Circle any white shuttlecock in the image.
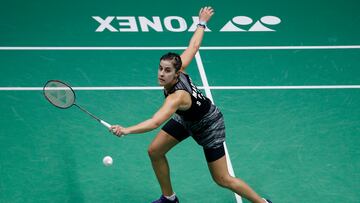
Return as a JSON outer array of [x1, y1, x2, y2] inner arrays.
[[103, 156, 113, 166]]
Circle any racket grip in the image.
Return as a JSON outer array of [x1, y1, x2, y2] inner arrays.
[[100, 120, 111, 129]]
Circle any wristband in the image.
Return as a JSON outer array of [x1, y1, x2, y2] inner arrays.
[[197, 23, 206, 29], [198, 20, 207, 26], [197, 21, 207, 29]]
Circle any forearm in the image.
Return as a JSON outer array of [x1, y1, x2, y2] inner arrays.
[[180, 7, 213, 71], [125, 118, 160, 135], [188, 27, 205, 50], [189, 6, 213, 49]]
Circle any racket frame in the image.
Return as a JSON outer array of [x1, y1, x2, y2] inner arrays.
[[43, 80, 111, 129]]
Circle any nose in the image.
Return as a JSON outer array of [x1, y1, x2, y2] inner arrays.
[[159, 70, 164, 77]]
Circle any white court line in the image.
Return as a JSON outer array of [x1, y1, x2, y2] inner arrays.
[[1, 85, 360, 91], [209, 85, 360, 89], [201, 45, 360, 50], [0, 87, 162, 91], [1, 45, 360, 50], [195, 52, 243, 203]]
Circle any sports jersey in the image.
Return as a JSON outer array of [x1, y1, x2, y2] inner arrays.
[[164, 72, 212, 121]]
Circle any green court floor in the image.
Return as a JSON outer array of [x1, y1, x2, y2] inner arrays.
[[1, 1, 359, 202]]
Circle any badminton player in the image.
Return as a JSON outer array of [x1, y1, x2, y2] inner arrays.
[[111, 6, 272, 203]]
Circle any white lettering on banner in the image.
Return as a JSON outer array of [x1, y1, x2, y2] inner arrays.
[[139, 16, 163, 32], [117, 16, 138, 32], [221, 16, 281, 32], [92, 15, 281, 32], [92, 16, 117, 32], [164, 16, 187, 32], [249, 16, 281, 31]]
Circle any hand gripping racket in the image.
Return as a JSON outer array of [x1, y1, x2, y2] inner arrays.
[[43, 80, 111, 129]]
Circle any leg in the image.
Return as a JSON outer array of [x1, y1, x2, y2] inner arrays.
[[207, 154, 265, 203], [149, 118, 190, 197], [148, 130, 179, 196]]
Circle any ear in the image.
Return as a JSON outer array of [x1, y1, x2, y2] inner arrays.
[[175, 71, 180, 78]]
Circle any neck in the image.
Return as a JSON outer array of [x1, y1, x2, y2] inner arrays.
[[164, 78, 178, 92]]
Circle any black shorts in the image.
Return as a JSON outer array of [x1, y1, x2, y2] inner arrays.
[[162, 106, 226, 162]]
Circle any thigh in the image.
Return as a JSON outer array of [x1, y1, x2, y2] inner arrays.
[[149, 118, 191, 154], [149, 130, 180, 155], [207, 153, 229, 181], [162, 118, 191, 142], [203, 144, 226, 163], [190, 106, 226, 148]]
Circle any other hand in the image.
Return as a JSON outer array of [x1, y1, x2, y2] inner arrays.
[[199, 6, 214, 23]]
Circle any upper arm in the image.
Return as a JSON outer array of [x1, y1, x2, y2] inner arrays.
[[151, 92, 183, 126], [180, 47, 198, 72]]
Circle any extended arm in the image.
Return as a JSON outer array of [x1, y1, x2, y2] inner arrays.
[[110, 91, 187, 136], [180, 6, 214, 72]]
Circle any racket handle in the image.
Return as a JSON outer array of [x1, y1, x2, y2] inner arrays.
[[100, 120, 111, 129]]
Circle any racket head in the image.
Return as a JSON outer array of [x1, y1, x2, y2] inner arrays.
[[43, 80, 76, 109]]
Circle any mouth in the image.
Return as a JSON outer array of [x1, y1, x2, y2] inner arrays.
[[158, 78, 165, 83]]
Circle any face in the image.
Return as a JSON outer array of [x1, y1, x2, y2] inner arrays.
[[158, 60, 179, 88]]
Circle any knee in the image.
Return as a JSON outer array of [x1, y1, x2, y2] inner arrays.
[[212, 175, 233, 188], [147, 145, 163, 160]]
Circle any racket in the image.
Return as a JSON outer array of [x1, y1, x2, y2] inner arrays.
[[43, 80, 112, 129]]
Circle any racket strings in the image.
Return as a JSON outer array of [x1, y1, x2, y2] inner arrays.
[[43, 80, 112, 129], [44, 81, 75, 108]]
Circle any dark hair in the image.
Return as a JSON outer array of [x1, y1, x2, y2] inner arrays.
[[160, 52, 182, 72]]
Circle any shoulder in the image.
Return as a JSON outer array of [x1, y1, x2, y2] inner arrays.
[[167, 89, 189, 100], [177, 72, 192, 87], [167, 72, 192, 94], [166, 90, 191, 109], [179, 71, 188, 77]]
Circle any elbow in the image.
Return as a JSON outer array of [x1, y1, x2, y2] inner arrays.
[[152, 122, 161, 129], [150, 119, 162, 130]]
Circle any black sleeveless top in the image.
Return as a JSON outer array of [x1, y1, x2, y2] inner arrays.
[[164, 72, 212, 121]]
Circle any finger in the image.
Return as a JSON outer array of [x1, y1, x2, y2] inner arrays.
[[111, 125, 120, 129], [112, 128, 117, 134], [116, 128, 121, 135]]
